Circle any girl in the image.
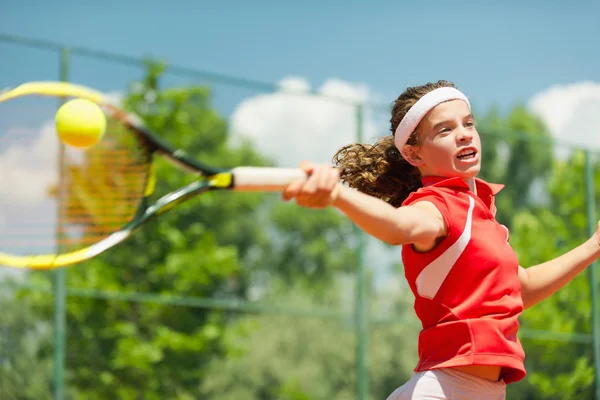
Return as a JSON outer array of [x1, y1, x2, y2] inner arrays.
[[282, 80, 600, 400]]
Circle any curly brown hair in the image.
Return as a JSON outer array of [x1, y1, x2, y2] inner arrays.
[[332, 80, 457, 207]]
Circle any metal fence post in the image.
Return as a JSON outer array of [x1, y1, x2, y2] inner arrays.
[[584, 149, 600, 399], [354, 103, 368, 400], [53, 46, 70, 400]]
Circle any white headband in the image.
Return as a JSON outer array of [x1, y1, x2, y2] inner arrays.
[[393, 87, 471, 150]]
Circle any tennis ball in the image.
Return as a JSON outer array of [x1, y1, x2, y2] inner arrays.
[[55, 98, 106, 148]]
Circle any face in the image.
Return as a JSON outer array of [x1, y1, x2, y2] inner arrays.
[[404, 99, 481, 180]]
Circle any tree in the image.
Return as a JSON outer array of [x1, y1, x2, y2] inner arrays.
[[195, 103, 572, 400], [25, 61, 275, 399], [198, 281, 420, 400], [257, 203, 357, 300], [505, 149, 599, 400], [0, 285, 55, 400], [476, 104, 554, 227], [21, 60, 362, 399], [15, 62, 588, 400], [473, 106, 599, 399]]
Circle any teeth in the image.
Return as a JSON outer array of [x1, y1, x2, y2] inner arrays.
[[457, 151, 475, 159]]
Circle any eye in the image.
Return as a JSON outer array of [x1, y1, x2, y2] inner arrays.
[[465, 121, 475, 128]]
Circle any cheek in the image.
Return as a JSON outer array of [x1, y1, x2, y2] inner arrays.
[[421, 143, 455, 167], [425, 139, 455, 158]]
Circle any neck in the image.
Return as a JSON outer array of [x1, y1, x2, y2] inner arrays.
[[464, 177, 477, 194], [419, 174, 479, 194]]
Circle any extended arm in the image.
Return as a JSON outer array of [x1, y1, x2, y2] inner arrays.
[[281, 162, 446, 247], [332, 185, 446, 246], [519, 236, 600, 309]]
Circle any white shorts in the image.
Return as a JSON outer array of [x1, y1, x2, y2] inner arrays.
[[385, 368, 506, 400]]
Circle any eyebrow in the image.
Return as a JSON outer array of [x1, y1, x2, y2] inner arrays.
[[432, 113, 474, 131]]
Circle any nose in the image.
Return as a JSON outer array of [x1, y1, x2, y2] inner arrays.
[[456, 126, 473, 142]]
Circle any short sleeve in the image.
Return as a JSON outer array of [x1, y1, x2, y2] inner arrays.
[[402, 189, 452, 233]]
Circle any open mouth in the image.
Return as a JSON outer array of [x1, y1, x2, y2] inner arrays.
[[456, 150, 477, 160]]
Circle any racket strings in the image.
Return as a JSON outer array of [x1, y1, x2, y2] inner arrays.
[[0, 95, 152, 259], [55, 121, 152, 254]]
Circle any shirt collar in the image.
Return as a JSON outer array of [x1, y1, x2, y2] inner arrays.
[[421, 176, 504, 195]]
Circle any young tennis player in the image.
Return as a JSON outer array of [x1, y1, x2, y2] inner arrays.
[[282, 80, 600, 399]]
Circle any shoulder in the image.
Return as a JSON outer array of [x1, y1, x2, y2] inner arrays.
[[403, 186, 476, 236], [402, 187, 455, 236], [403, 186, 451, 207], [402, 186, 463, 216]]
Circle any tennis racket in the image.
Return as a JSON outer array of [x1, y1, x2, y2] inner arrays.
[[0, 81, 306, 270]]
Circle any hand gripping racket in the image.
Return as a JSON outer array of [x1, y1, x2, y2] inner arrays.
[[0, 81, 306, 270]]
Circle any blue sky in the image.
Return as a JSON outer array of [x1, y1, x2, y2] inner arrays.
[[2, 0, 599, 113], [2, 0, 600, 195], [2, 0, 600, 172], [2, 1, 600, 287]]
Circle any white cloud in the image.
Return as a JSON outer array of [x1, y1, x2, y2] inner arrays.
[[228, 76, 402, 295], [229, 77, 383, 168], [528, 81, 600, 153], [0, 92, 125, 242], [0, 122, 60, 244], [0, 121, 60, 276], [0, 123, 58, 208], [277, 76, 312, 94]]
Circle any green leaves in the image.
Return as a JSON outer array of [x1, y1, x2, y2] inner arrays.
[[3, 60, 598, 400], [528, 356, 594, 399], [6, 60, 359, 399], [477, 105, 554, 226], [0, 293, 54, 400], [505, 150, 599, 399]]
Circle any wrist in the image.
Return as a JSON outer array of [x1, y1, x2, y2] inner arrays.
[[587, 235, 600, 256], [329, 184, 343, 207]]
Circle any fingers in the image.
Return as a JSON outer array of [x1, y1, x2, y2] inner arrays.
[[303, 164, 339, 207], [282, 179, 305, 202], [299, 160, 316, 173], [282, 162, 340, 208], [282, 160, 315, 202]]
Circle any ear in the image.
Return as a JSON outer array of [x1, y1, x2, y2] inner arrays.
[[400, 145, 424, 167]]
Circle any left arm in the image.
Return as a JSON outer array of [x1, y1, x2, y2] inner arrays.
[[519, 230, 600, 309]]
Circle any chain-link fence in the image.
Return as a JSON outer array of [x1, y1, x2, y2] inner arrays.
[[1, 33, 599, 400]]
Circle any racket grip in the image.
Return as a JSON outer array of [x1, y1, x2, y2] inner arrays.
[[231, 167, 307, 191]]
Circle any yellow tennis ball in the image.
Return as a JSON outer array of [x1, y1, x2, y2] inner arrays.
[[55, 98, 106, 148]]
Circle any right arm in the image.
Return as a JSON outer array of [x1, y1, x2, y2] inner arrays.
[[333, 185, 446, 246], [281, 162, 446, 247]]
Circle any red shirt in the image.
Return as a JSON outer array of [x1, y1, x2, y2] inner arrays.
[[401, 176, 526, 383]]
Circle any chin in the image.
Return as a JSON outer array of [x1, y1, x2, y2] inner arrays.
[[458, 165, 481, 179]]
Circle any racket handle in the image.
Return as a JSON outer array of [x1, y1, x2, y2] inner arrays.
[[231, 167, 307, 191]]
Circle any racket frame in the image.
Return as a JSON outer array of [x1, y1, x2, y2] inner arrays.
[[0, 81, 305, 270]]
